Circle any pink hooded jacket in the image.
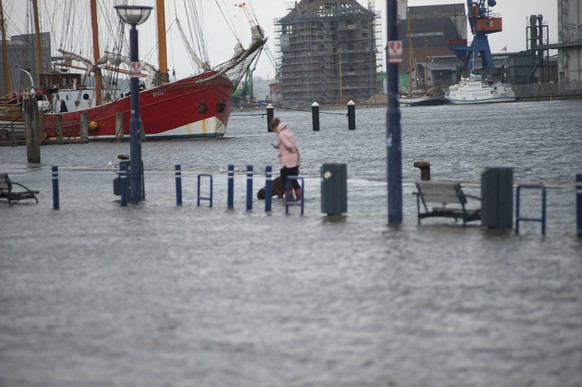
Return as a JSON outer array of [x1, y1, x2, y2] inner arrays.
[[274, 122, 300, 168]]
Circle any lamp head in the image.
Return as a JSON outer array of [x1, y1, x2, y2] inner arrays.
[[114, 5, 153, 26]]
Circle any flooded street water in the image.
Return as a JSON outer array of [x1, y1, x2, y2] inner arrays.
[[1, 100, 581, 386]]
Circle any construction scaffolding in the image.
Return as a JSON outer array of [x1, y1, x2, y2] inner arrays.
[[275, 0, 381, 106]]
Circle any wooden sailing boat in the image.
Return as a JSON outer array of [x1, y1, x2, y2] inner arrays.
[[39, 0, 266, 140]]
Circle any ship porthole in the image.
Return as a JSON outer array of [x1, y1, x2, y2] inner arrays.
[[83, 93, 89, 100]]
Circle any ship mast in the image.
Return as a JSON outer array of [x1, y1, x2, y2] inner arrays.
[[0, 0, 11, 94], [90, 0, 103, 105], [32, 0, 43, 85], [155, 0, 169, 85]]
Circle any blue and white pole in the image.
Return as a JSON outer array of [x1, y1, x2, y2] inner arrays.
[[120, 162, 128, 207], [267, 104, 274, 132], [265, 165, 272, 213], [577, 173, 582, 237], [246, 165, 253, 211], [51, 166, 59, 210], [175, 165, 182, 206], [227, 165, 234, 209]]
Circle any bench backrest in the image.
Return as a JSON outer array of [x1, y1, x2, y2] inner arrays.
[[416, 181, 466, 205], [0, 173, 11, 191]]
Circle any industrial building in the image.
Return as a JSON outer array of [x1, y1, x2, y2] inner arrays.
[[397, 2, 467, 91], [557, 0, 582, 91], [275, 0, 381, 106], [401, 0, 582, 99]]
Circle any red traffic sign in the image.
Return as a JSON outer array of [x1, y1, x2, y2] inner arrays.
[[130, 61, 142, 78], [388, 40, 403, 63]]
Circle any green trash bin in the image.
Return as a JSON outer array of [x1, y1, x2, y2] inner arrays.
[[481, 167, 513, 228], [321, 163, 347, 215]]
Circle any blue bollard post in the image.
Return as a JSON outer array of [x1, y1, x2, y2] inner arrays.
[[265, 165, 272, 213], [246, 165, 253, 211], [267, 104, 274, 132], [312, 101, 320, 131], [51, 166, 59, 210], [577, 173, 582, 238], [227, 165, 234, 209], [347, 100, 356, 130], [175, 164, 182, 206], [120, 162, 128, 207]]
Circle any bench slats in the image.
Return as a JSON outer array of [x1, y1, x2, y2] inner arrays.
[[414, 181, 480, 226]]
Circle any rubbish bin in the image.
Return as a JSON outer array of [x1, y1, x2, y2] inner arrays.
[[321, 163, 347, 215], [113, 160, 130, 196], [113, 160, 145, 199], [481, 167, 513, 228]]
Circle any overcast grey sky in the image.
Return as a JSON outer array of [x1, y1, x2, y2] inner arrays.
[[250, 0, 558, 79], [5, 0, 558, 80]]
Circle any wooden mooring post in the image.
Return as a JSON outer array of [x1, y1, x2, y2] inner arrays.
[[116, 112, 124, 141], [24, 95, 41, 163], [80, 112, 89, 142], [56, 114, 64, 143]]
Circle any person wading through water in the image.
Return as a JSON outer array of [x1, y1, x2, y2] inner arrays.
[[270, 117, 301, 201]]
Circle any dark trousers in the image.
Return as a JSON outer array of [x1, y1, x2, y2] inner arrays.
[[281, 166, 300, 191]]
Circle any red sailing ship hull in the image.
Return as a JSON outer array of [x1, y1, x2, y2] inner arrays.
[[43, 71, 234, 140]]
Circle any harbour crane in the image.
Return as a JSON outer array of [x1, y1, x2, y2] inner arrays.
[[448, 0, 503, 70]]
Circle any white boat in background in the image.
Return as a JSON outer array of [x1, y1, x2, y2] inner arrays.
[[445, 72, 516, 104]]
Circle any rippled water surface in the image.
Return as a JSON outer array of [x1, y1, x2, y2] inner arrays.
[[1, 101, 581, 386]]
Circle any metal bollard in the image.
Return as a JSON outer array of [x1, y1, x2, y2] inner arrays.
[[197, 174, 213, 207], [413, 160, 431, 181], [285, 176, 305, 215], [51, 166, 59, 210], [267, 104, 274, 132], [265, 165, 272, 213], [577, 173, 582, 238], [175, 165, 182, 205], [227, 165, 234, 209], [120, 162, 128, 207], [246, 165, 253, 211], [312, 101, 320, 131], [347, 100, 356, 130]]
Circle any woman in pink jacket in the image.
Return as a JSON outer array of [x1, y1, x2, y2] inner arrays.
[[271, 117, 301, 200]]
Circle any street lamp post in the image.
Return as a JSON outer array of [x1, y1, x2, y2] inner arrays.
[[114, 5, 152, 202], [386, 0, 403, 224]]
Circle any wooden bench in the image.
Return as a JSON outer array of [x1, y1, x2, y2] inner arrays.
[[414, 181, 481, 226], [0, 173, 39, 205]]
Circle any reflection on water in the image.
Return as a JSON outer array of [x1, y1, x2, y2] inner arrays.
[[0, 101, 581, 386]]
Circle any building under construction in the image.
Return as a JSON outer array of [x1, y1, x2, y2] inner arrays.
[[276, 0, 381, 106]]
